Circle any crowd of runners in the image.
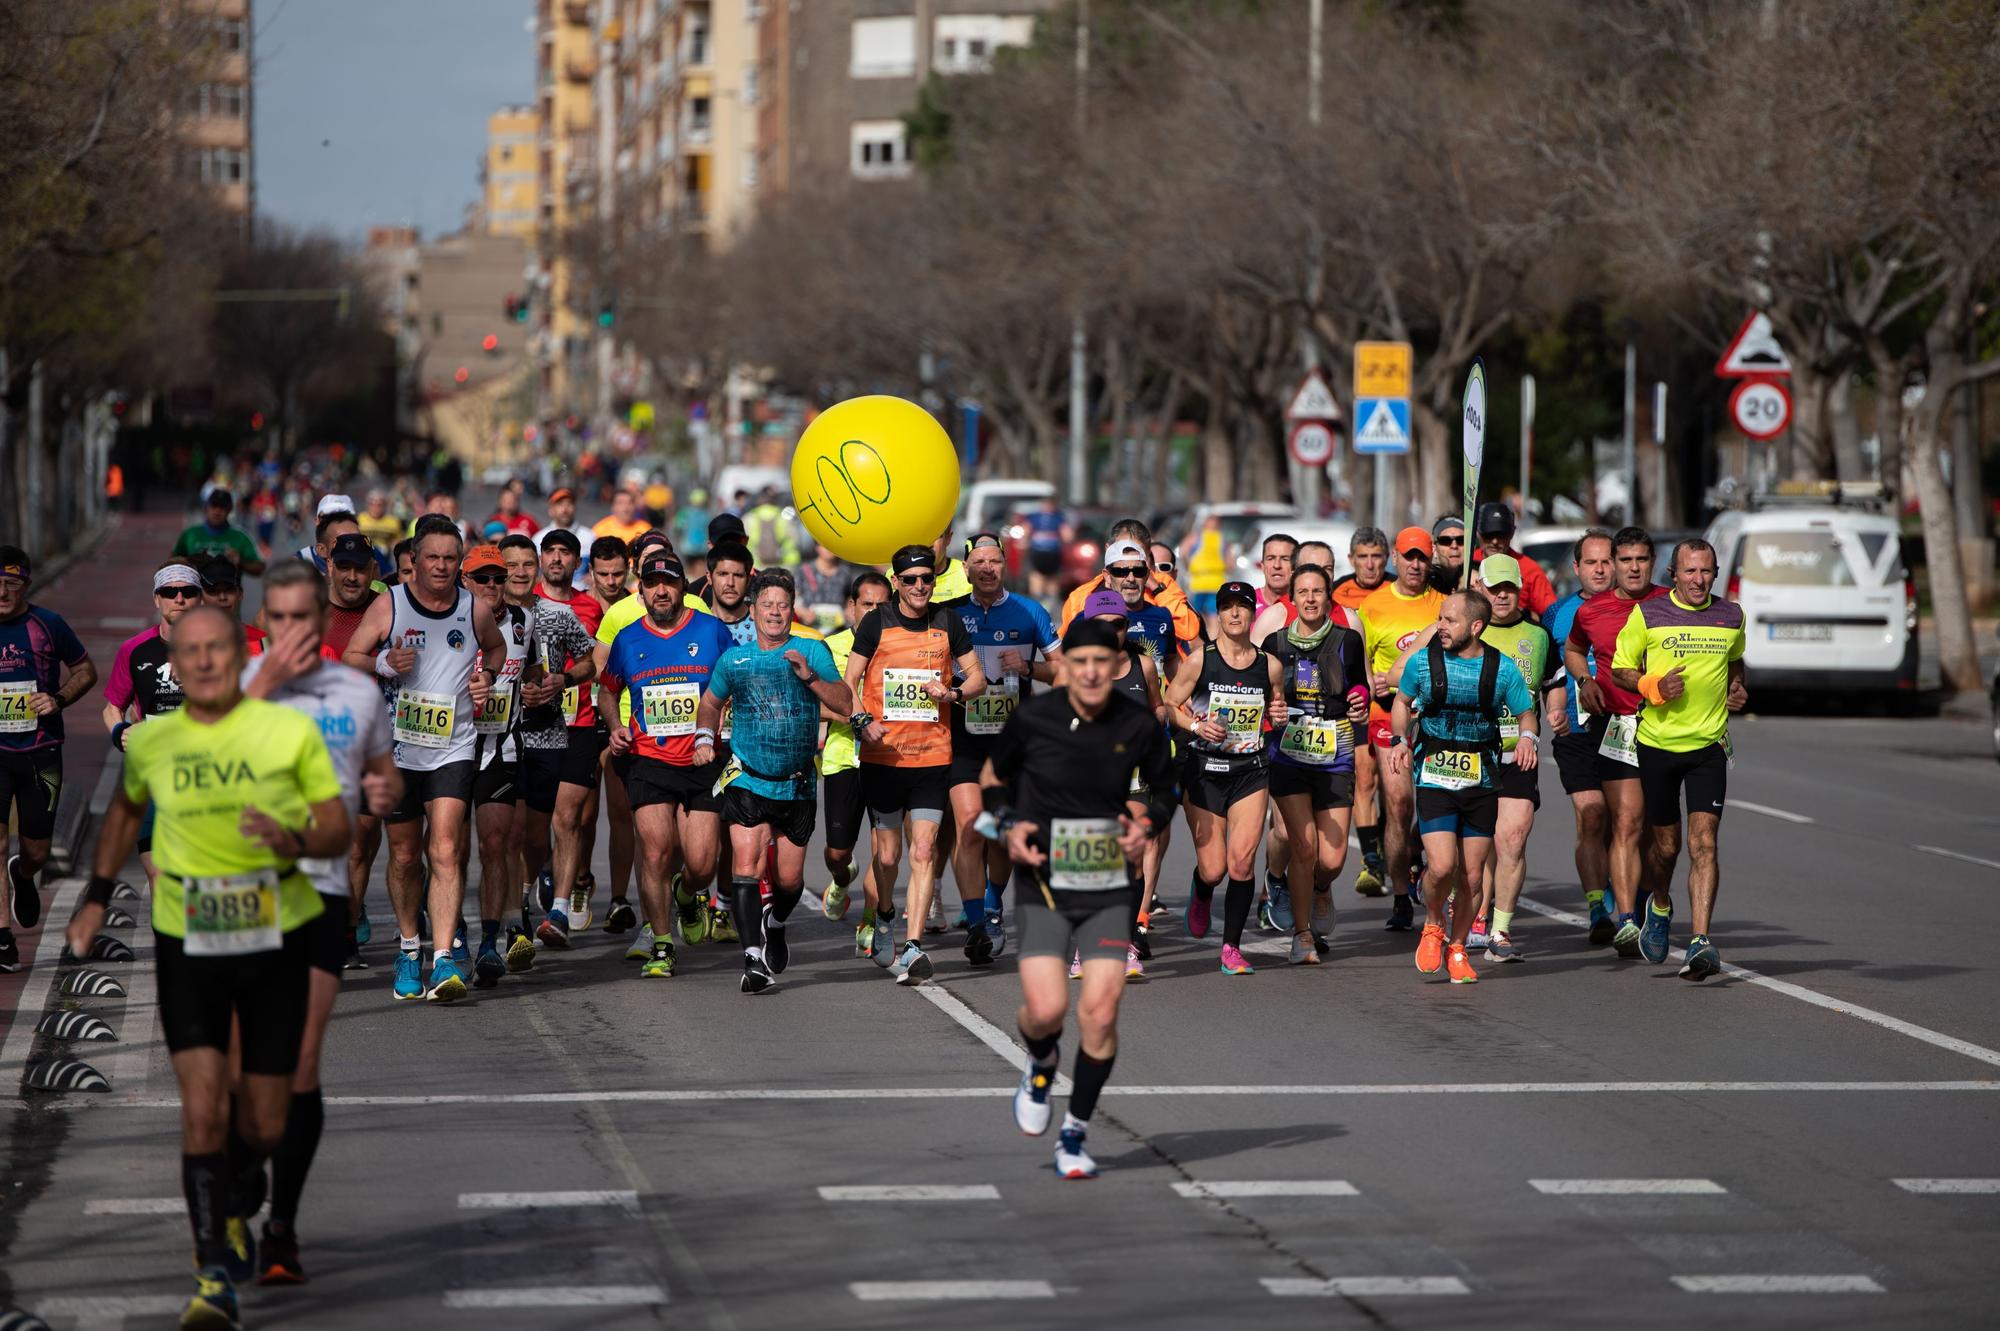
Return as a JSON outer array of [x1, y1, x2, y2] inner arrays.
[[0, 480, 1748, 1327]]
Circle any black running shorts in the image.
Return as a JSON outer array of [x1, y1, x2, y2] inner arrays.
[[473, 759, 518, 809], [616, 752, 722, 814], [822, 768, 865, 852], [1494, 758, 1541, 808], [155, 926, 311, 1076], [0, 748, 62, 841], [560, 725, 606, 787], [720, 784, 817, 847], [1181, 752, 1268, 815], [307, 890, 351, 976], [1415, 785, 1499, 839], [859, 761, 948, 828], [387, 760, 476, 824], [1552, 731, 1601, 795], [1267, 764, 1355, 811], [1637, 741, 1728, 827], [517, 745, 562, 813]]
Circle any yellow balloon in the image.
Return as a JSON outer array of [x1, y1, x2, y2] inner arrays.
[[790, 396, 962, 564]]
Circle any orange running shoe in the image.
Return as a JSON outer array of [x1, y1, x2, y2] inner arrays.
[[1415, 923, 1446, 974], [1446, 945, 1479, 984]]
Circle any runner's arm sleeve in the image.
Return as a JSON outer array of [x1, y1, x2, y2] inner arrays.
[[1609, 603, 1648, 673]]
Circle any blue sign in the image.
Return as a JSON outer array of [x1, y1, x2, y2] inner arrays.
[[1353, 397, 1411, 454]]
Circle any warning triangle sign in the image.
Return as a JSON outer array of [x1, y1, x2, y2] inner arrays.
[[1286, 371, 1341, 422], [1354, 398, 1409, 451], [1716, 311, 1792, 377]]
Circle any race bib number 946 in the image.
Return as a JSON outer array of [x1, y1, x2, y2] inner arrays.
[[1420, 749, 1482, 790]]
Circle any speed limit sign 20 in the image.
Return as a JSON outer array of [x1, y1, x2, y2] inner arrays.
[[1730, 377, 1792, 440]]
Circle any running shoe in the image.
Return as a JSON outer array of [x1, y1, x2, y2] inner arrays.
[[1312, 927, 1331, 957], [354, 910, 372, 946], [925, 896, 946, 935], [1385, 894, 1414, 932], [392, 950, 422, 1000], [868, 921, 891, 967], [450, 929, 470, 972], [1054, 1127, 1098, 1179], [738, 950, 775, 992], [677, 894, 710, 945], [216, 1217, 256, 1284], [823, 879, 851, 920], [258, 1226, 305, 1285], [640, 938, 676, 978], [535, 867, 555, 913], [1132, 923, 1151, 961], [965, 918, 995, 966], [182, 1266, 240, 1330], [1587, 895, 1617, 945], [1257, 899, 1277, 932], [709, 901, 737, 945], [1187, 894, 1212, 939], [1638, 898, 1673, 965], [1467, 915, 1490, 950], [855, 918, 874, 959], [505, 929, 536, 973], [603, 898, 638, 933], [1287, 932, 1320, 966], [763, 910, 789, 974], [1218, 944, 1254, 975], [1679, 934, 1722, 982], [0, 933, 18, 973], [8, 854, 40, 930], [1125, 944, 1146, 980], [1268, 883, 1293, 932], [1446, 944, 1479, 984], [341, 943, 367, 972], [623, 924, 657, 962], [425, 956, 466, 1002], [1014, 1059, 1056, 1135], [1355, 861, 1387, 897], [571, 881, 594, 932], [891, 941, 933, 986], [536, 907, 572, 949], [472, 942, 504, 989], [1068, 951, 1083, 979], [1415, 923, 1446, 974], [985, 913, 1007, 961], [1485, 930, 1522, 963], [1613, 917, 1642, 958]]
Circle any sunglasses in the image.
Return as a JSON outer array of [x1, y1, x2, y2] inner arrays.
[[156, 586, 201, 601], [1154, 561, 1176, 573], [1107, 564, 1148, 578], [1435, 535, 1464, 547], [469, 573, 505, 585], [898, 573, 936, 587]]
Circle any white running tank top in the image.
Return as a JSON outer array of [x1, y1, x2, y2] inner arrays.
[[388, 584, 479, 771]]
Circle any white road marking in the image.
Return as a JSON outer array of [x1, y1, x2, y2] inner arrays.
[[1893, 1178, 2000, 1194], [458, 1190, 639, 1210], [1729, 799, 1815, 824], [819, 1184, 1000, 1201], [851, 1281, 1055, 1300], [1264, 1276, 1470, 1296], [83, 1197, 182, 1215], [1514, 894, 2000, 1070], [1671, 1275, 1884, 1294], [1531, 1178, 1725, 1195], [1174, 1181, 1360, 1198], [914, 982, 1074, 1091], [93, 616, 151, 630], [37, 1295, 184, 1318], [444, 1285, 668, 1307], [1914, 844, 2000, 872], [26, 1079, 2000, 1111]]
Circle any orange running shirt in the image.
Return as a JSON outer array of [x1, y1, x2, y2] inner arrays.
[[850, 604, 974, 768]]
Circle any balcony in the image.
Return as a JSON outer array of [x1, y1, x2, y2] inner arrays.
[[682, 114, 711, 147], [564, 55, 596, 82]]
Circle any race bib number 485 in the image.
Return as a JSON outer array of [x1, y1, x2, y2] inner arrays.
[[882, 668, 939, 723]]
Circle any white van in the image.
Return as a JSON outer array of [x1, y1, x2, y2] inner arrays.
[[1704, 502, 1918, 698]]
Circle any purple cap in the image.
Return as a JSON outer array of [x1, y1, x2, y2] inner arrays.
[[1083, 588, 1131, 621]]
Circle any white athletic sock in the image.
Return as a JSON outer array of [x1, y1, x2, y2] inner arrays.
[[1062, 1112, 1088, 1135], [400, 935, 420, 953], [551, 896, 570, 916], [432, 948, 450, 963]]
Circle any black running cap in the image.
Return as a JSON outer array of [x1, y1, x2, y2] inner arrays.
[[328, 533, 377, 566], [1216, 580, 1258, 609], [638, 553, 685, 583]]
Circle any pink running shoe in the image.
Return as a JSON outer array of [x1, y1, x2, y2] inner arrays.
[[1219, 944, 1254, 975], [1187, 894, 1212, 939]]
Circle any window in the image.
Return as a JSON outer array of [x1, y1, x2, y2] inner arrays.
[[743, 63, 759, 107], [687, 26, 710, 66], [500, 145, 513, 162], [183, 83, 245, 118], [746, 0, 765, 19], [687, 96, 712, 142], [743, 147, 760, 191], [850, 119, 911, 179], [934, 14, 1032, 73], [1740, 532, 1856, 588], [185, 146, 247, 185], [850, 16, 916, 78]]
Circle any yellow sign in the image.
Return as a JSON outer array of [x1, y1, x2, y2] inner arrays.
[[1355, 342, 1413, 400]]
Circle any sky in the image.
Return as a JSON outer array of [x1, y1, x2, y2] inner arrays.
[[254, 0, 534, 244]]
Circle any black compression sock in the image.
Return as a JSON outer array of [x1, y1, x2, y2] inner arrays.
[[768, 883, 804, 925], [1068, 1050, 1117, 1121], [183, 1151, 230, 1268], [1192, 874, 1218, 903], [224, 1097, 266, 1218], [480, 918, 500, 948], [1358, 825, 1383, 861], [267, 1088, 324, 1230], [1223, 877, 1254, 947], [1019, 1026, 1059, 1066], [728, 877, 764, 950]]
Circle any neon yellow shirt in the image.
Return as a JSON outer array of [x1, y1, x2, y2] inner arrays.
[[819, 627, 859, 775], [122, 698, 338, 937], [1610, 591, 1746, 753]]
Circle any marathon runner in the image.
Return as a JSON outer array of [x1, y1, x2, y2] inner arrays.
[[1426, 515, 1467, 594], [172, 488, 267, 576], [795, 542, 868, 637], [532, 486, 594, 588], [357, 490, 403, 555], [1387, 588, 1538, 985], [1061, 518, 1202, 641], [1332, 527, 1391, 896], [67, 604, 348, 1328], [947, 533, 1060, 966], [1094, 538, 1189, 686], [0, 546, 96, 970], [599, 550, 735, 978], [197, 559, 266, 656], [985, 615, 1175, 1179], [695, 571, 850, 993], [102, 563, 204, 890], [1474, 501, 1558, 616], [392, 538, 415, 587], [1564, 526, 1665, 955], [341, 515, 507, 1003], [592, 485, 650, 547], [1081, 589, 1165, 979], [1359, 528, 1446, 930], [1545, 530, 1620, 944], [511, 533, 600, 965], [1023, 494, 1072, 603], [1253, 532, 1297, 617], [299, 503, 393, 581], [1260, 561, 1369, 965], [321, 532, 388, 963], [1166, 580, 1284, 976], [1609, 538, 1747, 980], [677, 539, 753, 940], [240, 561, 400, 1283], [845, 544, 987, 985], [460, 544, 539, 988], [820, 573, 889, 954]]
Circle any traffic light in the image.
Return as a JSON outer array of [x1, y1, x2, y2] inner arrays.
[[597, 296, 616, 329], [454, 366, 470, 384], [504, 294, 529, 324], [482, 333, 500, 353]]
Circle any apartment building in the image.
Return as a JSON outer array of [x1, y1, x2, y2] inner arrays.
[[483, 106, 539, 239], [178, 0, 255, 223], [535, 0, 599, 411]]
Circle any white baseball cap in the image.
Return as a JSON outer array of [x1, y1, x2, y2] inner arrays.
[[317, 493, 356, 517], [1102, 540, 1149, 570]]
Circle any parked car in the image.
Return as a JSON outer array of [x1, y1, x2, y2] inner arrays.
[[1514, 526, 1595, 602], [1704, 500, 1918, 699], [959, 479, 1056, 539]]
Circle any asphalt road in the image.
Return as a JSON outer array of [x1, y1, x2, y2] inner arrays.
[[4, 497, 1999, 1329]]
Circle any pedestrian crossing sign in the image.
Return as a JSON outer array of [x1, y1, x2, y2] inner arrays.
[[1354, 397, 1411, 454]]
